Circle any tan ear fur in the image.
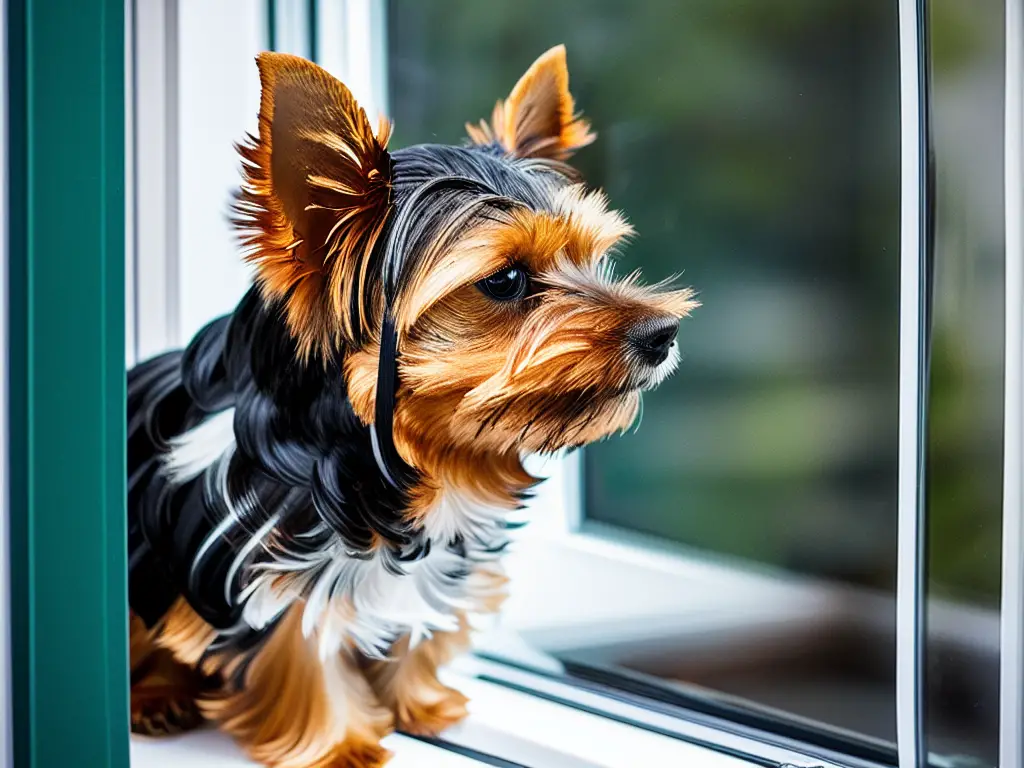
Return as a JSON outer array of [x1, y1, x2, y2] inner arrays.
[[234, 52, 393, 358], [466, 44, 595, 160]]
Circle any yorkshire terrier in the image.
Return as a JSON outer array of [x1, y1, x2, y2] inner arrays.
[[127, 45, 697, 767]]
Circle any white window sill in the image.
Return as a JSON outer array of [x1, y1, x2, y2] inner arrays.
[[131, 730, 488, 768], [129, 662, 776, 768], [129, 524, 991, 768]]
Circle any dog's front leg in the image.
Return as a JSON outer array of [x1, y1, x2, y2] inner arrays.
[[129, 610, 207, 735], [201, 605, 394, 768], [365, 613, 472, 737]]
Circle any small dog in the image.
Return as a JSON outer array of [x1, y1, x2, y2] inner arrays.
[[127, 45, 697, 767]]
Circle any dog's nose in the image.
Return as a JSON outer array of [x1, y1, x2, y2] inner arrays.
[[629, 317, 679, 366]]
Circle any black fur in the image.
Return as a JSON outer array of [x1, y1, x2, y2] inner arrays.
[[128, 289, 414, 629]]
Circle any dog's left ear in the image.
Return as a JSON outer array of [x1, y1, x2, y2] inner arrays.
[[235, 52, 393, 358], [466, 44, 595, 160]]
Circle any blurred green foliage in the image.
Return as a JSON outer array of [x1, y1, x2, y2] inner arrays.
[[388, 0, 1003, 607]]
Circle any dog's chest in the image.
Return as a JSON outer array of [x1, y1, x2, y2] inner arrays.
[[240, 486, 510, 660], [161, 408, 513, 659]]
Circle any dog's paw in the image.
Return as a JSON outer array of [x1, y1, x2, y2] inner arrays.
[[130, 682, 204, 735], [130, 648, 206, 736], [315, 741, 393, 768], [396, 686, 469, 737]]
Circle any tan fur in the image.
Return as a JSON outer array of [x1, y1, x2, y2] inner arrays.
[[345, 189, 697, 462], [129, 611, 206, 735], [155, 596, 218, 666], [366, 612, 474, 737], [131, 599, 399, 765], [390, 192, 636, 336], [466, 44, 595, 159]]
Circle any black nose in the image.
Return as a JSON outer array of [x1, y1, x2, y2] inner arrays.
[[629, 317, 679, 366]]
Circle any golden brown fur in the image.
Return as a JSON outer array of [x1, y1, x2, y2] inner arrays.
[[365, 612, 475, 736], [234, 53, 393, 359], [130, 597, 493, 765]]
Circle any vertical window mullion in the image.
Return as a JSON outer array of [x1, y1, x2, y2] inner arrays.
[[314, 0, 389, 140], [1002, 0, 1024, 763], [897, 0, 932, 766], [131, 0, 180, 361], [267, 0, 311, 59]]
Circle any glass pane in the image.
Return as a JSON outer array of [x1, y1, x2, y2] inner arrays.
[[389, 0, 901, 751], [925, 0, 1004, 763]]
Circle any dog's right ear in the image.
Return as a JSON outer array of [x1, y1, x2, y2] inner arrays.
[[234, 52, 393, 359]]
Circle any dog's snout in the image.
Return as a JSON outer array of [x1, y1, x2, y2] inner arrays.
[[629, 317, 679, 366]]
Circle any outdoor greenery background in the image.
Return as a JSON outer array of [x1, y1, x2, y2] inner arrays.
[[387, 0, 1004, 611]]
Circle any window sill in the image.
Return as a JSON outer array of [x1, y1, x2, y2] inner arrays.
[[130, 730, 493, 768], [129, 658, 791, 768]]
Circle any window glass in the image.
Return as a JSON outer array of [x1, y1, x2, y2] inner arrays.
[[925, 1, 1004, 763], [388, 0, 903, 750]]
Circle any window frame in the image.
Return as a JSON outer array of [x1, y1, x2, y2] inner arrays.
[[0, 0, 10, 760], [894, 0, 930, 765], [6, 0, 129, 765], [333, 2, 933, 764], [126, 0, 181, 366]]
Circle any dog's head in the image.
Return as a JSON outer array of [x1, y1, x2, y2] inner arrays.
[[234, 47, 697, 466]]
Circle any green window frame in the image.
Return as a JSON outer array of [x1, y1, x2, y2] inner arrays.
[[6, 0, 129, 766]]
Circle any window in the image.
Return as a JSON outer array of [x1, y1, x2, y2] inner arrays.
[[5, 0, 1022, 766], [388, 0, 905, 747], [388, 1, 1019, 766]]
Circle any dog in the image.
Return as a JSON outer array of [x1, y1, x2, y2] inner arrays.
[[127, 45, 697, 767]]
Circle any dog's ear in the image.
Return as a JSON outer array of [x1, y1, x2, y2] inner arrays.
[[466, 44, 595, 161], [234, 52, 392, 358]]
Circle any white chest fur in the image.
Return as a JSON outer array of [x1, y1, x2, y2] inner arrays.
[[241, 487, 510, 660], [164, 411, 513, 660]]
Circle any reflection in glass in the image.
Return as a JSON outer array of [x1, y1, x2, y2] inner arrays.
[[925, 0, 1004, 763]]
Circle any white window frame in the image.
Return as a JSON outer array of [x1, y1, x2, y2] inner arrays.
[[319, 9, 1013, 768], [894, 1, 927, 765], [126, 0, 181, 365]]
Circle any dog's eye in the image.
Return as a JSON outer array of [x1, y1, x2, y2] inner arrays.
[[477, 266, 529, 302]]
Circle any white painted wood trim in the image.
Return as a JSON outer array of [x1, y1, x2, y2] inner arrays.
[[130, 0, 180, 360], [895, 1, 927, 764]]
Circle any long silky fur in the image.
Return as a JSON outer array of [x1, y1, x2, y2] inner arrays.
[[128, 144, 577, 657]]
